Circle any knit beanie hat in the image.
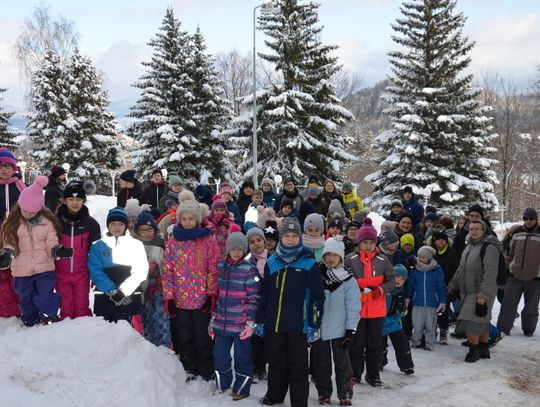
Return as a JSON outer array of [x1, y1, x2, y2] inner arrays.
[[168, 175, 182, 186], [63, 180, 86, 199], [306, 186, 321, 197], [381, 220, 397, 232], [323, 237, 345, 260], [211, 196, 227, 212], [400, 233, 415, 247], [468, 204, 484, 218], [219, 182, 234, 195], [304, 213, 325, 233], [357, 218, 377, 243], [328, 217, 343, 231], [225, 231, 248, 255], [403, 186, 413, 194], [417, 245, 436, 260], [394, 264, 408, 279], [280, 216, 302, 236], [346, 220, 362, 232], [246, 227, 266, 243], [341, 182, 353, 192], [151, 169, 163, 177], [178, 189, 196, 203], [308, 174, 321, 185], [125, 198, 142, 219], [431, 229, 449, 242], [280, 199, 294, 210], [120, 170, 136, 183], [261, 178, 274, 188], [51, 165, 66, 178], [391, 199, 403, 209], [177, 199, 207, 225], [380, 231, 399, 248], [134, 209, 158, 232], [264, 221, 279, 241], [523, 208, 537, 220], [18, 175, 48, 212], [424, 212, 438, 222], [0, 147, 17, 169], [107, 207, 129, 227]]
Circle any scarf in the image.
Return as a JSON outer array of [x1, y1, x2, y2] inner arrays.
[[437, 245, 448, 256], [172, 224, 212, 241], [359, 249, 378, 277], [322, 265, 352, 291], [415, 259, 438, 272], [276, 240, 304, 263], [302, 234, 325, 249], [251, 249, 268, 277]]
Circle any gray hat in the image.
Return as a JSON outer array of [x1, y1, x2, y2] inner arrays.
[[342, 182, 353, 192], [380, 231, 399, 247], [304, 213, 325, 233], [280, 216, 302, 236], [523, 208, 537, 220], [168, 175, 183, 186], [391, 199, 403, 209], [225, 232, 248, 255], [417, 245, 436, 260], [306, 186, 321, 196], [246, 227, 266, 243], [328, 199, 344, 216]]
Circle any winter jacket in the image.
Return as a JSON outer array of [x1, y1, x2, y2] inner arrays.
[[143, 181, 167, 213], [227, 201, 243, 227], [507, 225, 540, 281], [273, 189, 303, 213], [341, 191, 364, 220], [454, 221, 497, 258], [305, 196, 325, 215], [263, 190, 277, 209], [256, 249, 325, 333], [319, 265, 360, 340], [44, 177, 65, 213], [159, 190, 180, 214], [433, 244, 459, 285], [402, 194, 424, 231], [344, 236, 358, 256], [116, 182, 145, 208], [0, 178, 25, 222], [449, 234, 499, 324], [407, 262, 447, 308], [237, 189, 254, 220], [140, 236, 165, 297], [320, 191, 342, 216], [207, 213, 233, 256], [383, 288, 407, 335], [162, 234, 220, 310], [55, 205, 101, 278], [88, 232, 149, 296], [5, 215, 59, 277], [194, 184, 213, 208], [213, 259, 260, 336], [344, 249, 395, 319]]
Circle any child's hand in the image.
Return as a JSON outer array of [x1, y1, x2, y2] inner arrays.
[[436, 304, 446, 314], [208, 316, 215, 339], [0, 249, 15, 270], [201, 296, 217, 315], [163, 300, 176, 318], [239, 321, 256, 340], [340, 329, 356, 350]]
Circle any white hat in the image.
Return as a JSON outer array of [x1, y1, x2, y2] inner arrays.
[[322, 237, 345, 260]]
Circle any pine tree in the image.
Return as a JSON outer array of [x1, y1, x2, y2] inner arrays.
[[225, 0, 353, 182], [366, 0, 498, 213], [0, 87, 16, 148]]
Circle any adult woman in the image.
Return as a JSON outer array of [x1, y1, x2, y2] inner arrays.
[[394, 213, 421, 250], [448, 220, 499, 362], [273, 177, 303, 213], [320, 180, 341, 216]]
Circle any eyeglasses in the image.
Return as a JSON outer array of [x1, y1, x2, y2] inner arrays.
[[523, 217, 536, 221]]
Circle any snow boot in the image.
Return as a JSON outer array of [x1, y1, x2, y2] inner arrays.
[[401, 368, 415, 375], [231, 392, 249, 401], [260, 395, 283, 405], [339, 398, 352, 406], [439, 329, 448, 345], [478, 342, 490, 359], [365, 374, 384, 387], [465, 344, 480, 363], [318, 396, 331, 405], [523, 330, 534, 337]]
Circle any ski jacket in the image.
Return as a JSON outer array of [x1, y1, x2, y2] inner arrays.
[[341, 191, 364, 220], [407, 263, 447, 308], [382, 288, 407, 335]]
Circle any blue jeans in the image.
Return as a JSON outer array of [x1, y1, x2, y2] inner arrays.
[[213, 334, 253, 396]]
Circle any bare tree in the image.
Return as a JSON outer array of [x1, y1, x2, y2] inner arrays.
[[215, 50, 252, 116], [331, 69, 364, 102]]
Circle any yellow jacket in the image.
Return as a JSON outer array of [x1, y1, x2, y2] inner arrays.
[[341, 191, 364, 219]]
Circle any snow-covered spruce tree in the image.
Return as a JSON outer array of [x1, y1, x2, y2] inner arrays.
[[0, 87, 16, 148], [27, 49, 70, 168], [226, 0, 353, 181], [62, 49, 122, 184], [366, 0, 498, 213]]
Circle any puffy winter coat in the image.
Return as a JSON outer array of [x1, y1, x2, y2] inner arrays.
[[507, 225, 540, 281], [5, 216, 58, 277], [407, 262, 447, 308], [143, 182, 167, 212], [213, 259, 260, 336], [341, 191, 364, 220], [226, 201, 243, 227], [402, 194, 424, 231], [116, 182, 145, 208]]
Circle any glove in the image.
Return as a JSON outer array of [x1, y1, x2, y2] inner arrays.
[[369, 286, 383, 300], [107, 289, 131, 306], [254, 323, 265, 337], [436, 304, 446, 314], [164, 299, 176, 318], [361, 286, 383, 303], [208, 316, 215, 339], [201, 296, 217, 315], [52, 245, 74, 259], [306, 326, 320, 343], [0, 248, 15, 269], [406, 255, 417, 267], [239, 321, 256, 340], [475, 301, 488, 317], [340, 329, 356, 350]]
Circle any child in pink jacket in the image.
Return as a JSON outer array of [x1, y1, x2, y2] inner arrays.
[[0, 176, 73, 326], [162, 198, 221, 382]]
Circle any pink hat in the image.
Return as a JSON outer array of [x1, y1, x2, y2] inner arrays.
[[219, 182, 233, 195], [357, 218, 378, 243], [18, 175, 48, 212]]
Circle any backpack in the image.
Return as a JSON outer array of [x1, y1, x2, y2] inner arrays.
[[479, 242, 508, 286]]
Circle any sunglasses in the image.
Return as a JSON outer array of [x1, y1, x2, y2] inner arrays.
[[523, 217, 536, 221]]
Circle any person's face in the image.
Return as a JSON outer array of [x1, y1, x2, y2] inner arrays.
[[324, 252, 341, 268], [468, 223, 485, 240], [434, 238, 447, 249], [221, 191, 232, 202], [394, 276, 405, 288], [180, 212, 198, 229], [523, 216, 538, 228], [0, 164, 14, 180], [342, 188, 352, 195], [229, 248, 245, 262], [265, 238, 277, 251], [346, 226, 359, 241], [309, 194, 319, 201], [324, 182, 335, 193], [171, 183, 182, 193], [391, 205, 402, 215], [252, 194, 263, 205], [382, 243, 399, 255], [424, 219, 434, 228], [457, 218, 466, 229], [20, 208, 38, 220], [58, 174, 67, 182], [328, 226, 341, 237], [402, 243, 414, 253], [213, 207, 226, 216], [282, 232, 300, 246], [64, 197, 84, 214], [360, 239, 376, 252], [398, 217, 412, 232], [136, 225, 156, 242], [284, 182, 294, 192], [152, 173, 162, 183], [128, 217, 136, 233], [243, 186, 254, 196], [119, 179, 134, 189], [108, 221, 127, 237], [262, 183, 271, 192], [305, 226, 322, 238], [282, 206, 292, 215], [403, 192, 412, 201], [468, 211, 482, 222], [417, 255, 431, 265], [249, 235, 266, 254]]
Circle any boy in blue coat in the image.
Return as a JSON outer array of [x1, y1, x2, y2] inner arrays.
[[406, 246, 447, 350]]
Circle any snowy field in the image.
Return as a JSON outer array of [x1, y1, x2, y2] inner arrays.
[[0, 195, 537, 406]]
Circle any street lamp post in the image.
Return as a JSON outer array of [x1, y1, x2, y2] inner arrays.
[[252, 0, 274, 187]]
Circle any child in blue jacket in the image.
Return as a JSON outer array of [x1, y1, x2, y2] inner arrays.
[[406, 246, 446, 350]]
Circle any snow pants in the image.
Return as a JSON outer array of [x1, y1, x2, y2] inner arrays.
[[350, 317, 384, 380], [56, 271, 92, 319], [312, 338, 353, 400], [169, 306, 213, 380], [251, 333, 267, 372], [0, 269, 20, 317], [497, 276, 540, 335], [411, 306, 437, 348], [141, 292, 171, 347], [14, 271, 60, 324], [213, 334, 253, 396], [384, 330, 414, 370], [265, 331, 309, 407]]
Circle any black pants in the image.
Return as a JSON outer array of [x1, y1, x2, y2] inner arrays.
[[170, 306, 213, 379], [437, 303, 450, 331], [350, 317, 384, 380], [312, 338, 353, 399], [384, 330, 414, 370], [252, 334, 267, 371], [265, 331, 309, 407], [402, 303, 413, 338]]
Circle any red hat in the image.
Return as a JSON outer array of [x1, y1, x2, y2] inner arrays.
[[357, 218, 378, 243]]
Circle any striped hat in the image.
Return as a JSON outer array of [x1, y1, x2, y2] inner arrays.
[[107, 207, 129, 226], [0, 147, 17, 169]]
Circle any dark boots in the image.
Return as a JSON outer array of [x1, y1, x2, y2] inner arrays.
[[465, 344, 480, 363], [478, 342, 490, 359]]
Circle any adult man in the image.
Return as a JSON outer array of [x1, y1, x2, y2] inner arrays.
[[401, 186, 424, 232], [497, 208, 540, 337]]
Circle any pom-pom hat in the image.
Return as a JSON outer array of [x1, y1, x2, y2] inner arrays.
[[18, 175, 48, 212], [357, 218, 378, 243]]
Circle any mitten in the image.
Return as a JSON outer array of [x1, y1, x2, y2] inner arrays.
[[201, 296, 217, 315], [475, 301, 488, 317], [0, 248, 15, 269], [163, 299, 176, 318], [406, 255, 417, 267], [436, 304, 446, 314], [52, 245, 74, 259], [107, 289, 129, 306], [208, 316, 215, 339], [340, 329, 356, 350], [306, 326, 320, 343], [239, 321, 256, 340], [254, 323, 265, 337]]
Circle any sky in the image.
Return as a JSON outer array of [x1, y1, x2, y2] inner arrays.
[[1, 0, 539, 119]]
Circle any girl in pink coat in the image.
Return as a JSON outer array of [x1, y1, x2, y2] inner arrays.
[[0, 176, 73, 326], [162, 198, 220, 382]]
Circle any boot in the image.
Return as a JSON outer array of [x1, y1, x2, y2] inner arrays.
[[479, 342, 490, 359], [439, 329, 448, 345], [465, 344, 480, 363]]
